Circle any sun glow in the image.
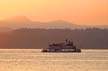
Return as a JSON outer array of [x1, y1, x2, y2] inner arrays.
[[0, 0, 108, 25]]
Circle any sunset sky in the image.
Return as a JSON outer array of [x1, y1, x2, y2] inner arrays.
[[0, 0, 108, 25]]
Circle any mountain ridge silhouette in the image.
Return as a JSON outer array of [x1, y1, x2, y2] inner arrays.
[[0, 16, 107, 29]]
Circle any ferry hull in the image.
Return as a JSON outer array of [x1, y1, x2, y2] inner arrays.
[[42, 49, 81, 53]]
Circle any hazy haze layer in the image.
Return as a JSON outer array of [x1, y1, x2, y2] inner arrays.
[[0, 0, 108, 25]]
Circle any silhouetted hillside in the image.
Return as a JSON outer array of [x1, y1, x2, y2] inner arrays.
[[0, 16, 108, 29], [0, 28, 108, 49]]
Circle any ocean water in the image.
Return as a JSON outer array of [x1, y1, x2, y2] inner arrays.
[[0, 49, 108, 71]]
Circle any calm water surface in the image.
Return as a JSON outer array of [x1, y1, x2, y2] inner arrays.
[[0, 49, 108, 71]]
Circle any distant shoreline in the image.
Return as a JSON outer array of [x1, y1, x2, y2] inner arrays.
[[0, 28, 108, 49]]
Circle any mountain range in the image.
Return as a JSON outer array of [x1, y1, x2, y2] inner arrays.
[[0, 28, 108, 49], [0, 16, 108, 31]]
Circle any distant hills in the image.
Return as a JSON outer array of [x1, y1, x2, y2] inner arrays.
[[0, 16, 108, 49], [0, 27, 12, 32], [0, 16, 81, 29], [0, 28, 108, 49], [0, 16, 108, 31]]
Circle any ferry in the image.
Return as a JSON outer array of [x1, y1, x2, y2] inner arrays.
[[42, 40, 81, 52]]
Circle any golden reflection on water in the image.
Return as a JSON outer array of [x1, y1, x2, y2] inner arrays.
[[0, 49, 108, 71]]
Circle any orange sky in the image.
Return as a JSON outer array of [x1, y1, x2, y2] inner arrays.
[[0, 0, 108, 25]]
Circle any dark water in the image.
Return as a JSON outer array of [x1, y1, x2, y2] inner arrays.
[[0, 49, 108, 71]]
